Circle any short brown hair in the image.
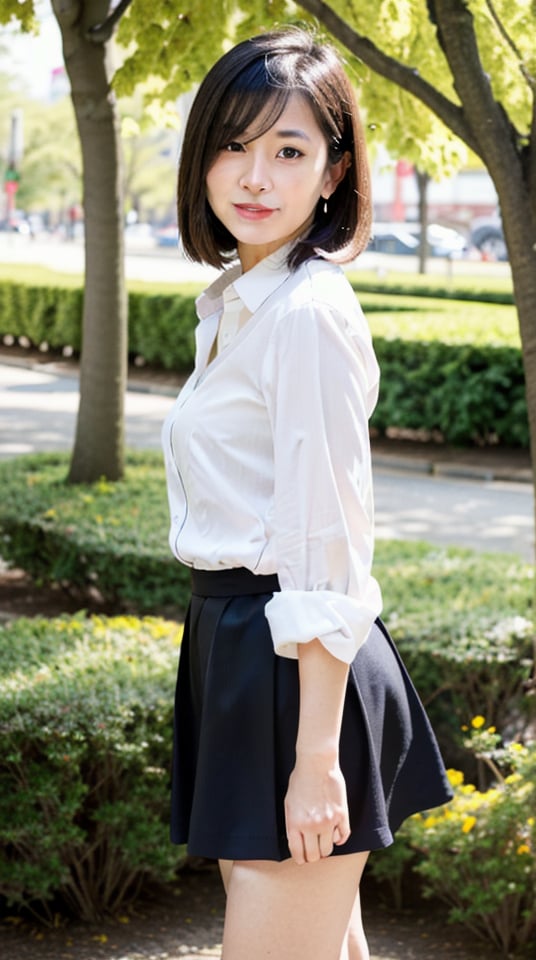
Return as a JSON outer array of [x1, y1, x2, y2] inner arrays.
[[178, 27, 372, 270]]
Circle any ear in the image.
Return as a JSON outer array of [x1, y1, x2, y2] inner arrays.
[[321, 150, 352, 200]]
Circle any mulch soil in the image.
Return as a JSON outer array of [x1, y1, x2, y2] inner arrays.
[[0, 860, 505, 960]]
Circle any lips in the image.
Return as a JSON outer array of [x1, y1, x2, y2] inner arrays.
[[233, 203, 276, 221]]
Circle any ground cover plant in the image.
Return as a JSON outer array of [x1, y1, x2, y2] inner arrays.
[[0, 613, 182, 921], [369, 723, 536, 956], [0, 451, 532, 771]]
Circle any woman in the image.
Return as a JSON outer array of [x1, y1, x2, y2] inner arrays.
[[162, 27, 452, 960]]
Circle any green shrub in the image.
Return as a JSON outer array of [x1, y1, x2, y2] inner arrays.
[[411, 730, 536, 955], [0, 451, 190, 613], [0, 280, 196, 371], [0, 613, 183, 920], [0, 283, 84, 351], [374, 542, 534, 770], [372, 339, 528, 446], [0, 453, 533, 773], [368, 729, 536, 955], [0, 275, 527, 445], [128, 290, 197, 370]]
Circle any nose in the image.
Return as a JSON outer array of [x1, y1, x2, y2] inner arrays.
[[239, 152, 272, 194]]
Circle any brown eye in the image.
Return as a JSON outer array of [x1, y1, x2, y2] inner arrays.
[[278, 146, 303, 160]]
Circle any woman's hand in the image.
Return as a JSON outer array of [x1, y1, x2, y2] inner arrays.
[[285, 753, 351, 864]]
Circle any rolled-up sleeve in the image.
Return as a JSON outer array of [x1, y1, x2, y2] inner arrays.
[[262, 298, 382, 664]]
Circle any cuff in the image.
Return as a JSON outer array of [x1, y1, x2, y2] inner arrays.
[[264, 581, 382, 664]]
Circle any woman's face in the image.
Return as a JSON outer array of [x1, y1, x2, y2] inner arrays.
[[206, 93, 343, 272]]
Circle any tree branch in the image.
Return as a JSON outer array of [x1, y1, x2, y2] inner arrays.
[[483, 0, 536, 91], [86, 0, 134, 43], [297, 0, 481, 155], [432, 0, 521, 158]]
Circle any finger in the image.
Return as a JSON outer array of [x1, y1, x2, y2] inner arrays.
[[287, 827, 306, 865], [318, 830, 334, 859], [302, 829, 322, 863], [333, 819, 351, 846]]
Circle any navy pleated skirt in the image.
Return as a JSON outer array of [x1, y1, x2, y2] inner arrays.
[[171, 567, 452, 861]]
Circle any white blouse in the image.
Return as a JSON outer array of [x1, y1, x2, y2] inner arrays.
[[161, 248, 383, 664]]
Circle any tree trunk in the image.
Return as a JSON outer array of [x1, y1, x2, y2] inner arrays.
[[53, 0, 127, 483], [416, 170, 430, 275]]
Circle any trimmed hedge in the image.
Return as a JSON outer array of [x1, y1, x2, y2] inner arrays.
[[372, 338, 528, 446], [0, 277, 527, 446], [0, 452, 533, 774], [0, 282, 84, 351], [0, 613, 183, 920], [0, 451, 190, 614]]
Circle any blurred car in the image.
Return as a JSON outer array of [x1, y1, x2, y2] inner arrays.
[[154, 224, 180, 248], [469, 216, 507, 261], [368, 222, 469, 258]]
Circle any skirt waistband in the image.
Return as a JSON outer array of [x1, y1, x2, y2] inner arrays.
[[191, 567, 280, 598]]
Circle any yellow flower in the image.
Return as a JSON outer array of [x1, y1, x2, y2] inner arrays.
[[460, 783, 476, 795], [43, 508, 57, 519], [446, 768, 464, 787], [527, 818, 535, 827], [487, 726, 496, 734], [424, 815, 439, 829], [517, 844, 530, 855], [462, 816, 477, 834], [505, 773, 522, 785], [471, 715, 486, 729], [510, 742, 525, 753]]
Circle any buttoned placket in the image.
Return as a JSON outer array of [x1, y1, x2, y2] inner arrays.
[[217, 284, 248, 354]]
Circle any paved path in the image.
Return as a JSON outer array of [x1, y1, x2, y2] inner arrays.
[[374, 468, 533, 560], [1, 360, 533, 562]]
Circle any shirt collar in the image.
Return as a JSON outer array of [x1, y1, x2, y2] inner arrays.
[[196, 243, 293, 320]]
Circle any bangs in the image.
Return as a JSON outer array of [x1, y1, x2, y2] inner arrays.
[[206, 59, 292, 153]]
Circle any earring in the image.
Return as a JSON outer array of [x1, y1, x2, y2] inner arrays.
[[323, 198, 328, 215]]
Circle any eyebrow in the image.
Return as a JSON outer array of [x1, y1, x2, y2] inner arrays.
[[275, 128, 311, 141]]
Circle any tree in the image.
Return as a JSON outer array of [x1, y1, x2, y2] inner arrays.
[[294, 0, 536, 470], [0, 0, 281, 482], [2, 1, 535, 495], [119, 92, 180, 224], [117, 0, 536, 470], [0, 0, 130, 480], [12, 96, 82, 218], [53, 0, 131, 482]]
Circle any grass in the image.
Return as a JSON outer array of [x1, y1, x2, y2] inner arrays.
[[347, 267, 513, 298], [0, 262, 519, 349], [0, 262, 204, 297], [365, 295, 520, 347]]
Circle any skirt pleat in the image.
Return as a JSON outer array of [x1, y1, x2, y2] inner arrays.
[[171, 573, 452, 861]]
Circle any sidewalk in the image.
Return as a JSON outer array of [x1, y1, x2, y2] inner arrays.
[[2, 345, 532, 485]]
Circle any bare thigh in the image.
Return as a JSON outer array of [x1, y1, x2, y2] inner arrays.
[[221, 852, 368, 960]]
